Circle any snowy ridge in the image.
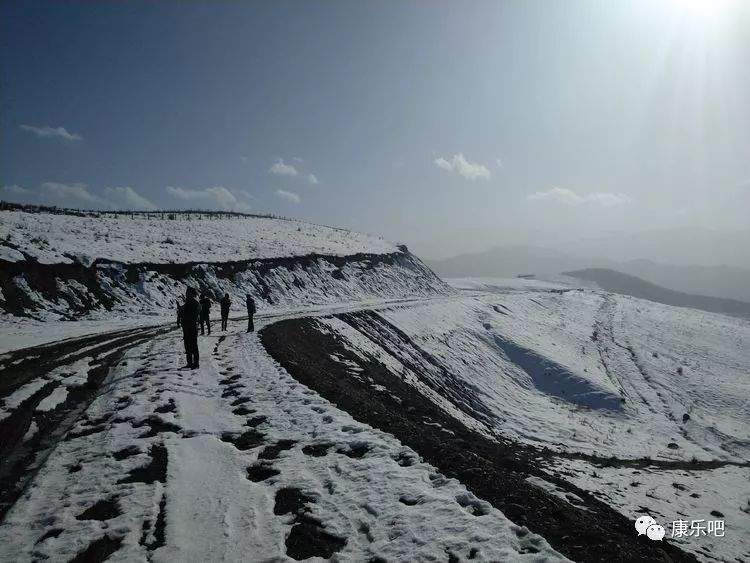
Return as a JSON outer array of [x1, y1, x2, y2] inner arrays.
[[0, 211, 397, 265], [0, 211, 449, 323]]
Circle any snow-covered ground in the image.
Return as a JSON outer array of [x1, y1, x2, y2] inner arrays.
[[0, 211, 397, 265], [2, 209, 747, 561], [0, 295, 451, 354], [447, 275, 596, 292], [0, 316, 567, 562], [366, 277, 750, 464], [553, 459, 750, 562], [310, 277, 750, 562], [0, 314, 168, 354]]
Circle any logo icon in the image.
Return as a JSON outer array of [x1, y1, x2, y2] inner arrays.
[[635, 515, 656, 536], [646, 524, 665, 541], [635, 514, 664, 541]]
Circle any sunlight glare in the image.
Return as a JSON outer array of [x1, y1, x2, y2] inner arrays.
[[668, 0, 735, 21]]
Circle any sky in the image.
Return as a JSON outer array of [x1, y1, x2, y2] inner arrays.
[[2, 0, 749, 261]]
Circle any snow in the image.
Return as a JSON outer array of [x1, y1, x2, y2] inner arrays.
[[1, 356, 92, 423], [447, 275, 593, 292], [21, 420, 38, 443], [553, 459, 750, 562], [0, 317, 567, 562], [0, 212, 447, 325], [0, 314, 167, 354], [0, 295, 451, 354], [3, 379, 48, 410], [312, 279, 750, 561], [334, 286, 750, 463], [2, 213, 747, 561], [0, 211, 398, 265], [525, 475, 590, 512], [0, 245, 24, 262], [35, 384, 69, 412]]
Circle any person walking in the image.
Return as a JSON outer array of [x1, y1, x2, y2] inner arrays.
[[181, 287, 200, 369], [200, 291, 212, 335], [220, 293, 231, 331], [246, 294, 256, 333]]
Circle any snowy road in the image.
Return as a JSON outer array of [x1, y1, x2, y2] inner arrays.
[[0, 301, 566, 562]]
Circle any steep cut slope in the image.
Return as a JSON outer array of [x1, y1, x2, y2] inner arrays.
[[0, 211, 449, 323]]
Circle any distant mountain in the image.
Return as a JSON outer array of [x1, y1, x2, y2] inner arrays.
[[563, 268, 750, 320], [427, 245, 594, 279], [614, 259, 750, 303], [427, 246, 750, 302], [570, 228, 750, 270]]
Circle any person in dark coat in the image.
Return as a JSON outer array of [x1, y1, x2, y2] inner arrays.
[[181, 287, 200, 369], [220, 293, 231, 331], [199, 292, 212, 335], [176, 299, 183, 327], [246, 294, 256, 333]]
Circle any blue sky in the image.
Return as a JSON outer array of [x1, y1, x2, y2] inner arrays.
[[2, 0, 749, 258]]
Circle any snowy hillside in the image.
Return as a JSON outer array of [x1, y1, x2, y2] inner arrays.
[[355, 281, 750, 462], [0, 211, 448, 331], [0, 211, 397, 265]]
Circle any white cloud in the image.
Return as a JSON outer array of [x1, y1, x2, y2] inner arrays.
[[527, 187, 632, 207], [269, 159, 299, 177], [275, 189, 301, 204], [433, 153, 491, 181], [434, 157, 453, 171], [0, 185, 33, 204], [103, 186, 157, 210], [165, 186, 252, 212], [20, 124, 82, 142], [585, 192, 633, 206], [496, 157, 504, 169], [269, 158, 320, 185], [3, 182, 158, 211], [1, 184, 31, 195], [41, 182, 106, 206]]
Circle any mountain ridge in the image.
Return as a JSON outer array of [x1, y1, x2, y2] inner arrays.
[[564, 267, 750, 320]]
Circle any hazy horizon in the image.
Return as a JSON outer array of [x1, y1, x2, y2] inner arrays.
[[2, 0, 749, 263], [425, 226, 750, 267]]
